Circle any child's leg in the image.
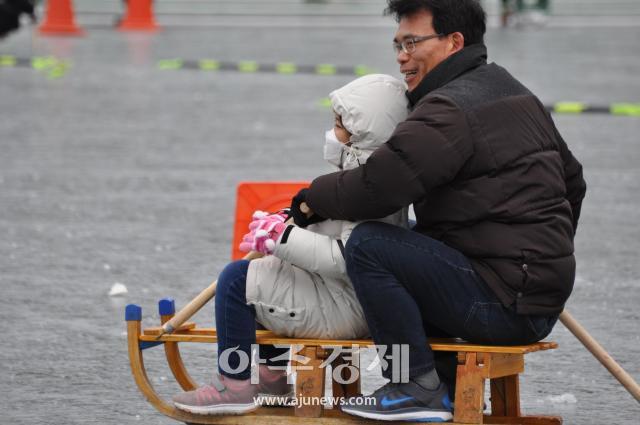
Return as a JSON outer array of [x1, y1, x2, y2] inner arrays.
[[215, 260, 288, 379], [256, 321, 290, 370], [173, 260, 290, 414]]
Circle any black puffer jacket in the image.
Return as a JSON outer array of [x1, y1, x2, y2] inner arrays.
[[307, 44, 586, 315]]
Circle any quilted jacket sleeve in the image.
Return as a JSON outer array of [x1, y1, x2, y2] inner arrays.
[[273, 226, 347, 280]]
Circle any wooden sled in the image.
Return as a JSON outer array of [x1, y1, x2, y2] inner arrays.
[[126, 181, 564, 423], [126, 299, 563, 424]]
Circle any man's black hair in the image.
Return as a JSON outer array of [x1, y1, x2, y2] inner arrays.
[[385, 0, 486, 46]]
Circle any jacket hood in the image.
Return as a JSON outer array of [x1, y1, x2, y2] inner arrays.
[[329, 74, 409, 159]]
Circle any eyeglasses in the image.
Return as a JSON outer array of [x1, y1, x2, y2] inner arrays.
[[393, 34, 444, 54]]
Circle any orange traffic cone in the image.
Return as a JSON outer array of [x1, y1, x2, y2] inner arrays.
[[232, 182, 309, 260], [39, 0, 84, 35], [118, 0, 159, 31]]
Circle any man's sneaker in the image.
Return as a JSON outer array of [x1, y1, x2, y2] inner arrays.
[[340, 381, 453, 422], [172, 374, 259, 415], [255, 366, 295, 406]]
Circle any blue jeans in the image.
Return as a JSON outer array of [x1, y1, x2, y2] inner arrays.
[[214, 260, 289, 380], [344, 222, 558, 380]]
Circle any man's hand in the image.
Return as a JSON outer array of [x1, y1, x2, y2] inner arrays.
[[290, 188, 327, 227], [238, 210, 288, 255]]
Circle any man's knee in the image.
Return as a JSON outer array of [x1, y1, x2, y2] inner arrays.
[[344, 221, 387, 257], [344, 221, 393, 283]]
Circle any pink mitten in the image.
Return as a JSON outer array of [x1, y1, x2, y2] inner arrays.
[[239, 211, 288, 254]]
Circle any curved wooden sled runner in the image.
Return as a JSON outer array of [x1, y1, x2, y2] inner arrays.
[[126, 299, 563, 425]]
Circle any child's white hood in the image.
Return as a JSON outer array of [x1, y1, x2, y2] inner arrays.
[[329, 74, 409, 159]]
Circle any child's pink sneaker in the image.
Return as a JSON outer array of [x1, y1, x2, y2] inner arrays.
[[172, 374, 259, 415], [256, 366, 295, 406]]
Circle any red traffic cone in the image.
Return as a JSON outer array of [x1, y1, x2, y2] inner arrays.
[[39, 0, 84, 35], [118, 0, 159, 31]]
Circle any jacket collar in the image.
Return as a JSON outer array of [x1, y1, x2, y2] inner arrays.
[[406, 43, 488, 107]]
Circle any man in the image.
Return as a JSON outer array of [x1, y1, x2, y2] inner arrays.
[[290, 0, 586, 421], [0, 0, 35, 38]]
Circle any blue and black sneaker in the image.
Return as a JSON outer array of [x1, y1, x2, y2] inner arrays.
[[340, 381, 452, 422]]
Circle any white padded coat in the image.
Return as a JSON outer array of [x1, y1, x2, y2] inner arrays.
[[246, 74, 409, 339]]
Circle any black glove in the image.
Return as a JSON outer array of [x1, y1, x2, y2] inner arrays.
[[290, 188, 327, 227]]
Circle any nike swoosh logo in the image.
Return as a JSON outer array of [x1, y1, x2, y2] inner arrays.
[[380, 395, 414, 407]]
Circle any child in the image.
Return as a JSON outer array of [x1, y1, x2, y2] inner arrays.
[[173, 74, 409, 415], [243, 73, 410, 340]]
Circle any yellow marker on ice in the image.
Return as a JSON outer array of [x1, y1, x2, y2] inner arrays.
[[158, 59, 183, 70], [316, 64, 337, 75], [554, 102, 586, 114], [199, 59, 220, 71], [610, 103, 640, 117], [354, 65, 375, 76], [276, 62, 297, 74], [48, 62, 69, 79], [0, 55, 17, 67], [31, 56, 57, 70], [318, 97, 332, 109], [238, 61, 259, 73]]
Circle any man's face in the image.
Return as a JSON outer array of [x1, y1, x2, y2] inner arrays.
[[394, 9, 455, 91]]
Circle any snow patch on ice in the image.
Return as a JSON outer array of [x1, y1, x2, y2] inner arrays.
[[109, 282, 128, 297], [546, 393, 577, 404]]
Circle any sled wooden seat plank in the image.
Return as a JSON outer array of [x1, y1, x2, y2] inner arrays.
[[139, 329, 557, 354]]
